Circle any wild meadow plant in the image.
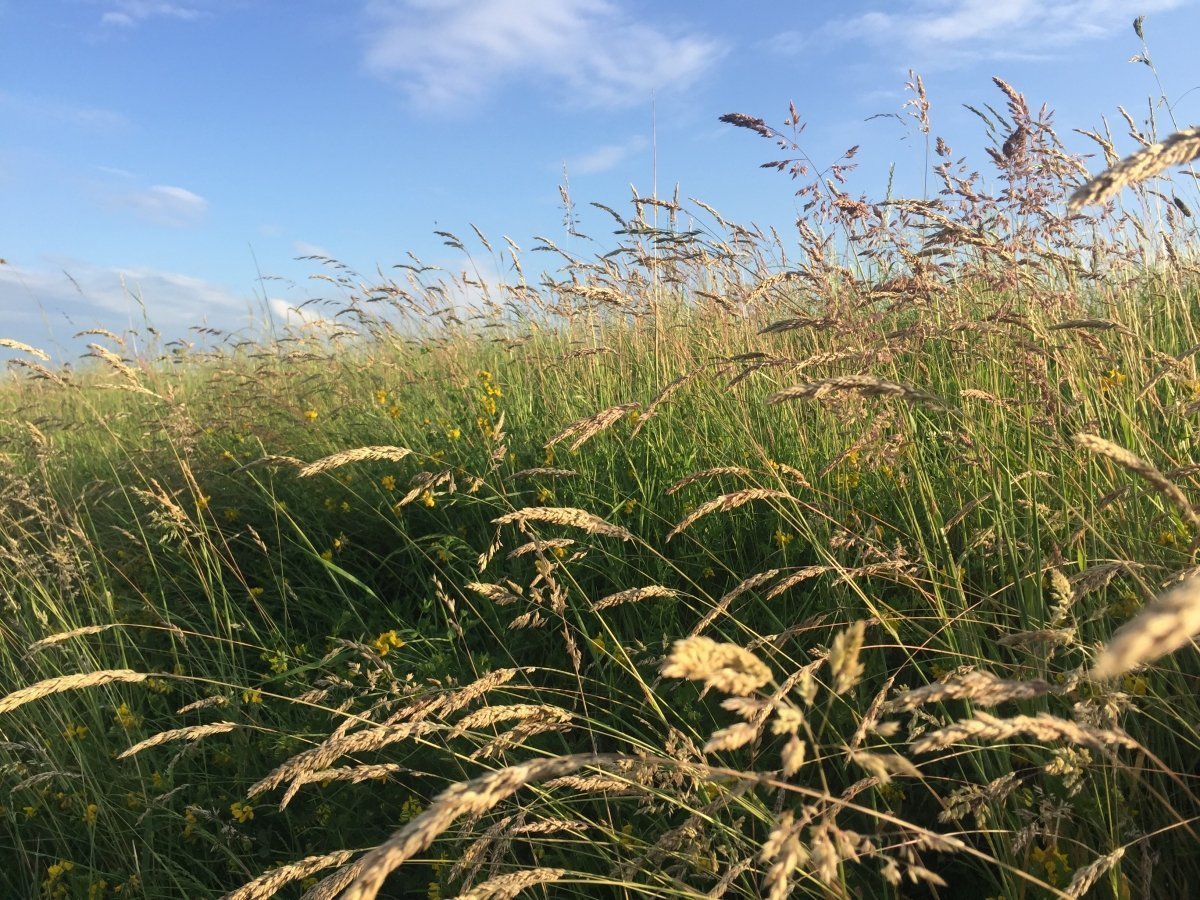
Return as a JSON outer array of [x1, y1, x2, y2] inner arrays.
[[2, 68, 1200, 899]]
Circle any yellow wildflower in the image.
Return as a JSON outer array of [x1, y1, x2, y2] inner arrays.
[[82, 802, 99, 825], [372, 630, 405, 656], [537, 486, 553, 503], [230, 801, 254, 823], [304, 409, 318, 422], [446, 427, 461, 440], [381, 474, 396, 491], [63, 723, 89, 742], [242, 689, 263, 705], [113, 702, 140, 730], [773, 530, 794, 549], [421, 490, 436, 508], [375, 388, 388, 405]]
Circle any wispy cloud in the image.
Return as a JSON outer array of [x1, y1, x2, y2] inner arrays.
[[568, 136, 648, 176], [115, 184, 209, 228], [98, 1, 204, 28], [833, 0, 1186, 61], [0, 90, 126, 131], [293, 240, 335, 259], [0, 260, 248, 356], [362, 0, 724, 111]]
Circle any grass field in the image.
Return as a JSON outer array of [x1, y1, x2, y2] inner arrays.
[[2, 79, 1199, 899]]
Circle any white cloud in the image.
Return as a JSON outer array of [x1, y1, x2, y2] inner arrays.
[[293, 240, 335, 258], [362, 0, 724, 111], [99, 1, 203, 27], [118, 184, 209, 228], [0, 90, 126, 131], [834, 0, 1186, 61], [0, 260, 249, 358], [569, 136, 648, 176], [268, 297, 339, 329]]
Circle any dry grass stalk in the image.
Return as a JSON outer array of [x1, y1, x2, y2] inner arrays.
[[466, 582, 524, 606], [1073, 433, 1200, 529], [452, 704, 562, 735], [390, 667, 531, 725], [666, 488, 792, 542], [886, 671, 1052, 713], [456, 867, 567, 899], [768, 374, 950, 410], [117, 721, 238, 759], [248, 721, 442, 803], [667, 466, 755, 495], [175, 695, 230, 715], [286, 763, 407, 793], [1069, 126, 1200, 212], [335, 754, 616, 900], [223, 850, 357, 900], [691, 569, 781, 636], [829, 621, 867, 695], [544, 402, 639, 452], [0, 669, 149, 714], [1090, 576, 1200, 679], [0, 338, 50, 360], [26, 624, 115, 653], [509, 467, 577, 480], [760, 809, 807, 900], [661, 636, 773, 696], [910, 711, 1138, 755], [298, 446, 413, 478], [1063, 847, 1126, 899], [233, 455, 305, 473], [593, 585, 677, 611], [506, 538, 575, 559], [493, 507, 634, 542]]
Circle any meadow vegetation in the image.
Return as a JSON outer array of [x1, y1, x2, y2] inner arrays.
[[2, 72, 1199, 899]]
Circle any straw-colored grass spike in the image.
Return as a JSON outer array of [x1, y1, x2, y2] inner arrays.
[[1069, 126, 1200, 212], [1090, 576, 1200, 679], [0, 670, 150, 714]]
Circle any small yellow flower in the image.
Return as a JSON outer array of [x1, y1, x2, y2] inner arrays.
[[113, 702, 141, 730], [195, 494, 210, 511], [82, 802, 99, 825], [537, 486, 553, 503], [304, 409, 319, 422], [372, 630, 405, 656], [399, 796, 423, 822], [622, 498, 637, 515], [388, 404, 401, 418], [478, 369, 492, 382], [63, 723, 89, 742], [375, 388, 389, 405], [773, 530, 794, 549], [421, 490, 436, 508], [320, 549, 333, 562], [446, 427, 461, 440], [150, 771, 165, 790], [222, 507, 240, 522], [552, 546, 567, 559], [543, 448, 555, 466], [589, 633, 608, 654], [249, 586, 265, 597], [702, 566, 716, 578], [1122, 673, 1149, 696], [340, 500, 351, 513], [88, 878, 108, 899], [230, 801, 254, 823], [381, 475, 396, 491], [1100, 368, 1128, 392], [242, 689, 263, 705]]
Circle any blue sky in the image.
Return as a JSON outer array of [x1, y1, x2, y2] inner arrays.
[[2, 0, 1197, 361]]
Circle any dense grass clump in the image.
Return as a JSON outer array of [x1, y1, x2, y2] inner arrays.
[[2, 77, 1199, 899]]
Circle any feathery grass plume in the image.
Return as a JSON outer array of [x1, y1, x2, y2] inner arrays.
[[298, 445, 413, 478], [281, 763, 407, 797], [846, 748, 921, 783], [176, 695, 230, 714], [26, 624, 116, 653], [592, 585, 677, 611], [223, 850, 356, 900], [666, 488, 792, 541], [117, 721, 239, 759], [760, 809, 808, 900], [767, 374, 951, 409], [661, 636, 773, 696], [829, 620, 867, 694], [335, 754, 617, 900], [452, 704, 564, 736], [466, 582, 524, 606], [631, 369, 702, 436], [247, 721, 442, 804], [0, 669, 149, 714], [492, 506, 634, 542], [1090, 576, 1200, 679], [910, 711, 1138, 755], [456, 867, 567, 899], [703, 721, 759, 754], [667, 466, 755, 495], [0, 338, 51, 360], [885, 670, 1053, 713], [1069, 125, 1200, 212], [1063, 847, 1126, 899], [509, 467, 577, 480], [506, 538, 575, 559], [690, 569, 781, 636], [544, 401, 640, 452], [1073, 433, 1200, 529]]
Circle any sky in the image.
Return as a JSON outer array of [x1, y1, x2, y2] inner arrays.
[[2, 0, 1198, 363]]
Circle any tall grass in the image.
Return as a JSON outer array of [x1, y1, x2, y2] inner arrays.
[[2, 73, 1199, 899]]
